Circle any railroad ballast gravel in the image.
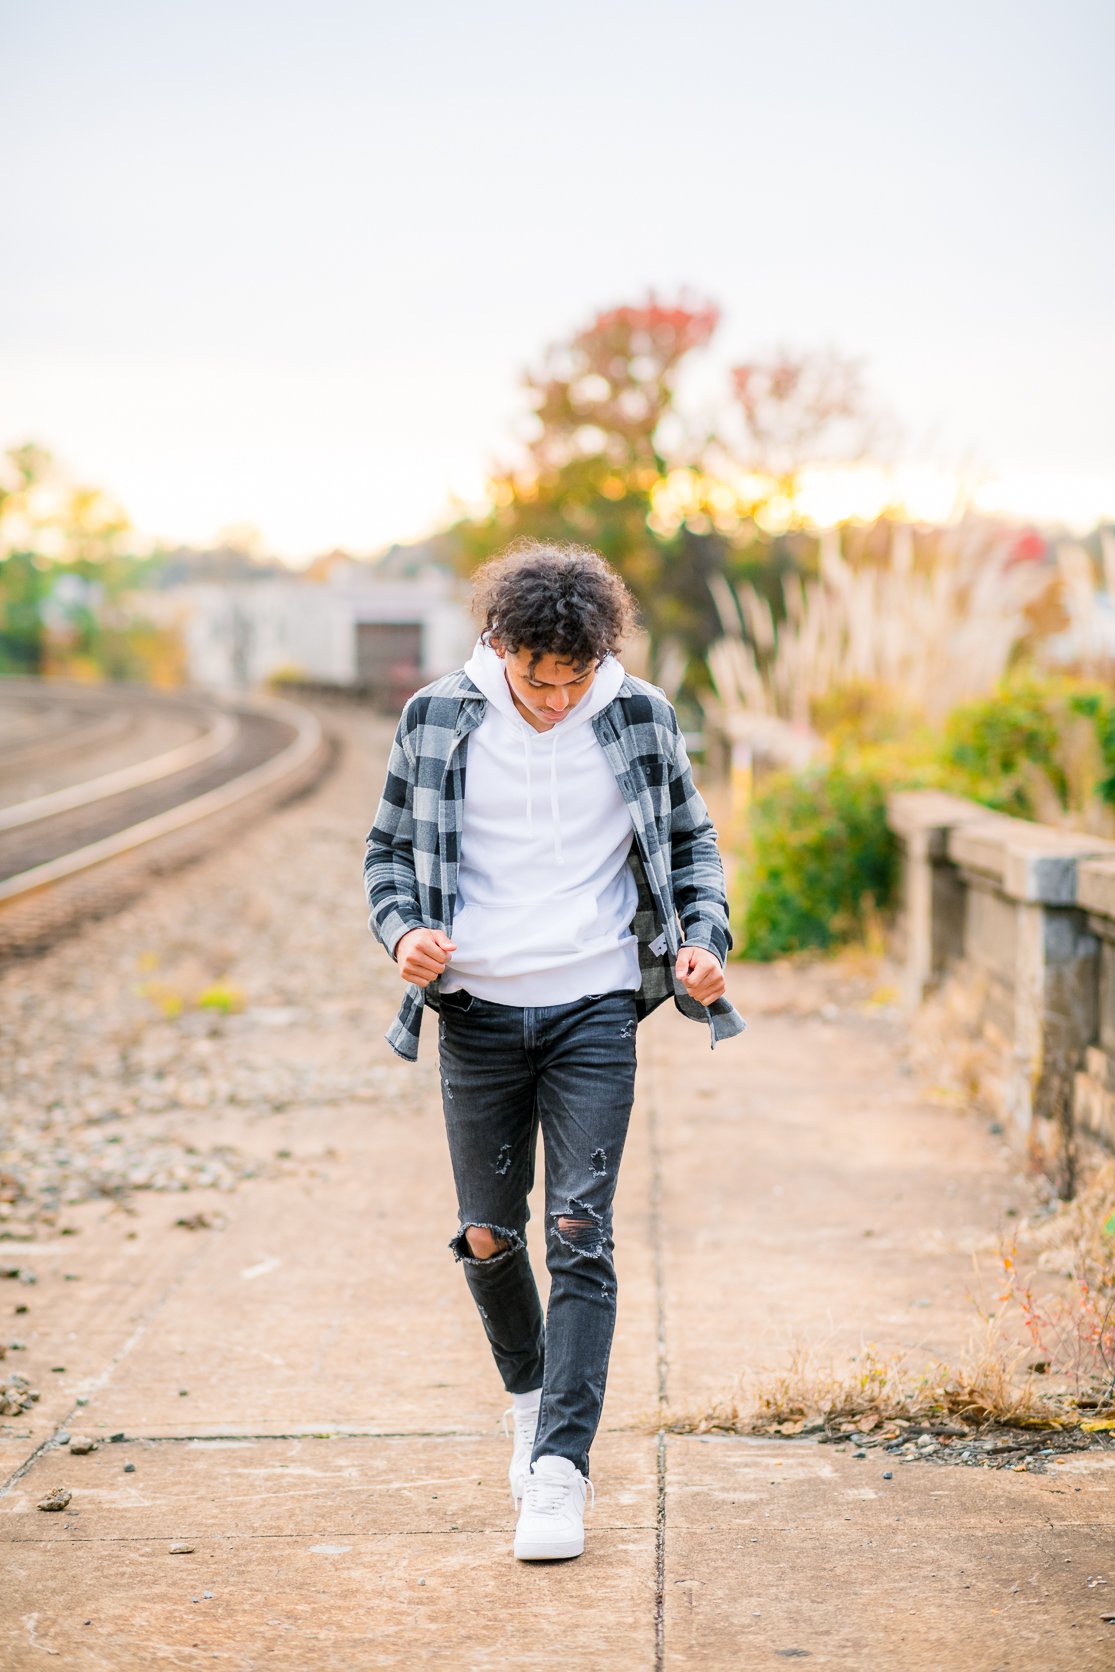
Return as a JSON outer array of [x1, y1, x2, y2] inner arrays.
[[0, 708, 412, 1237]]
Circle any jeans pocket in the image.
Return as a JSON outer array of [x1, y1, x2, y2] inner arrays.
[[440, 988, 476, 1013]]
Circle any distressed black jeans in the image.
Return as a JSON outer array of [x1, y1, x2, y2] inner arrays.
[[436, 986, 638, 1479]]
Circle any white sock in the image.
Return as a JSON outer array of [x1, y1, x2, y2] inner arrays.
[[533, 1454, 577, 1478], [511, 1387, 542, 1412]]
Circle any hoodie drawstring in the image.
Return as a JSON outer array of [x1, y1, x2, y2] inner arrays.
[[517, 720, 563, 864], [521, 728, 534, 832], [549, 731, 562, 865]]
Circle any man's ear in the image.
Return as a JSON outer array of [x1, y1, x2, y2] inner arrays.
[[490, 638, 506, 660]]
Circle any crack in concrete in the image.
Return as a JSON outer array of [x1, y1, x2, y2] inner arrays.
[[0, 1239, 214, 1500], [21, 1428, 520, 1445], [1, 1523, 657, 1545], [647, 1043, 669, 1672]]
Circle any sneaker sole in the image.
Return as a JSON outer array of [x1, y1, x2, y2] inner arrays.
[[513, 1534, 585, 1561]]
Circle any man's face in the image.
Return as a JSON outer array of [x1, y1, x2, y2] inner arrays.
[[492, 642, 599, 732]]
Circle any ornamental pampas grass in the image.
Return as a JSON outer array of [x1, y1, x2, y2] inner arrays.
[[709, 521, 1048, 726]]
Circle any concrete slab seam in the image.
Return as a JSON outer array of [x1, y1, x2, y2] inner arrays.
[[647, 1041, 669, 1672]]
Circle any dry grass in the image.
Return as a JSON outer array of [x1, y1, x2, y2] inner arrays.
[[901, 977, 1115, 1414], [646, 1163, 1114, 1446], [654, 1159, 1115, 1442], [1025, 1155, 1115, 1273], [657, 1328, 1068, 1442], [998, 1155, 1115, 1410], [900, 965, 1115, 1408]]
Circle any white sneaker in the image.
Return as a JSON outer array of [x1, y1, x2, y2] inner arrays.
[[503, 1397, 541, 1507], [513, 1454, 594, 1560]]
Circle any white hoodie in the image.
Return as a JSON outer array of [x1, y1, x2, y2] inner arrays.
[[439, 637, 642, 1006]]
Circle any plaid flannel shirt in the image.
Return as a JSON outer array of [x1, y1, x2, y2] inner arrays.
[[363, 666, 747, 1062]]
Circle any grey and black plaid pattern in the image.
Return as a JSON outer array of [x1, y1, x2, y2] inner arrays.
[[363, 668, 747, 1061]]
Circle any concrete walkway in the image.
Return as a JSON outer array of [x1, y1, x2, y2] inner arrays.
[[1, 708, 1112, 1669]]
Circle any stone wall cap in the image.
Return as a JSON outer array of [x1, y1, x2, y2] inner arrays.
[[1009, 829, 1115, 858], [1078, 856, 1115, 920], [948, 814, 1041, 880], [951, 817, 1115, 903], [887, 790, 991, 840]]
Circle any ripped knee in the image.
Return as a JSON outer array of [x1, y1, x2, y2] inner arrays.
[[555, 1216, 596, 1244], [449, 1222, 522, 1264], [551, 1200, 607, 1258], [464, 1225, 509, 1260]]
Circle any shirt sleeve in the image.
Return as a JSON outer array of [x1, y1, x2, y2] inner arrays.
[[666, 717, 734, 965], [363, 708, 426, 959]]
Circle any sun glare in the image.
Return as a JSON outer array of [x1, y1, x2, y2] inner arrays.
[[645, 458, 1111, 539], [971, 472, 1115, 532]]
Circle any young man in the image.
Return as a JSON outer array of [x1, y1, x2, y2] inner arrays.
[[363, 541, 745, 1561]]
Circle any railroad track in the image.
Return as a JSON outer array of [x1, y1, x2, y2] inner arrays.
[[0, 681, 330, 958]]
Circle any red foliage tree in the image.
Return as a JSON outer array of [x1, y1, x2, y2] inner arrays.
[[727, 348, 871, 498], [525, 297, 720, 479]]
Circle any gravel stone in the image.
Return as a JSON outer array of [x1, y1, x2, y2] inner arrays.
[[0, 711, 406, 1244], [0, 1370, 40, 1414], [37, 1486, 72, 1511]]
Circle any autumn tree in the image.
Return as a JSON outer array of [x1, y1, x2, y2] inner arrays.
[[725, 348, 873, 511], [0, 444, 177, 681], [0, 445, 55, 671], [524, 297, 718, 480], [452, 296, 724, 681], [450, 307, 878, 695]]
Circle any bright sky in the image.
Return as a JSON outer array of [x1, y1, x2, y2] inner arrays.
[[3, 0, 1114, 561]]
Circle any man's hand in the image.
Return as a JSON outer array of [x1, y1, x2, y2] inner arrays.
[[674, 944, 725, 1006], [395, 927, 456, 987]]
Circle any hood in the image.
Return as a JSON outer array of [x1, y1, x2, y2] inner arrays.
[[462, 636, 625, 726], [461, 636, 626, 864]]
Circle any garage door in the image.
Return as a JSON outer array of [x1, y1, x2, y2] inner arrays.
[[354, 621, 423, 705]]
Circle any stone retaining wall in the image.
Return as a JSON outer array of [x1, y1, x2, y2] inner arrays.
[[887, 790, 1115, 1193]]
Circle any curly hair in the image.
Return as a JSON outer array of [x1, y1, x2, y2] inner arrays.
[[469, 539, 639, 674]]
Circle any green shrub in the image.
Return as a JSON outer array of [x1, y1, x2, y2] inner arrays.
[[733, 674, 1115, 963], [942, 678, 1068, 816], [943, 676, 1115, 822], [738, 766, 899, 959], [1061, 689, 1115, 813]]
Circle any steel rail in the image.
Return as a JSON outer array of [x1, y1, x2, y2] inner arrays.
[[0, 707, 132, 773], [0, 694, 323, 905], [0, 711, 237, 832]]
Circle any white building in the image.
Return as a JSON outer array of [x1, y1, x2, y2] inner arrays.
[[137, 559, 476, 700]]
